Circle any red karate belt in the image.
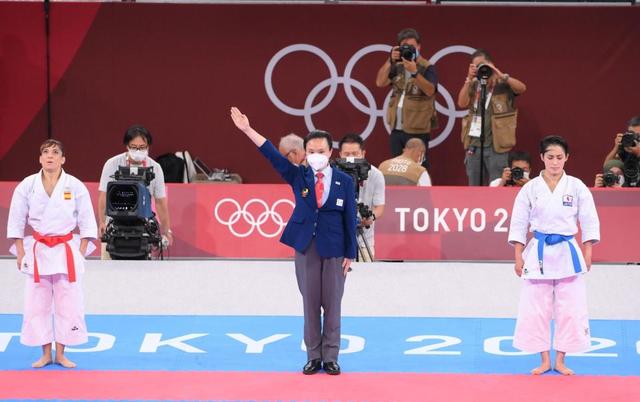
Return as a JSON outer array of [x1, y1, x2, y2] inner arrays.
[[32, 231, 75, 283]]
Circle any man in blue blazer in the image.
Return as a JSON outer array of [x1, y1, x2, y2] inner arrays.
[[231, 107, 357, 375]]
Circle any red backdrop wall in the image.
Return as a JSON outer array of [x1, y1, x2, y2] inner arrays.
[[0, 3, 639, 185]]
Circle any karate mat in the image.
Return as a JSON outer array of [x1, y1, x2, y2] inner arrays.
[[1, 260, 639, 401], [1, 314, 639, 401]]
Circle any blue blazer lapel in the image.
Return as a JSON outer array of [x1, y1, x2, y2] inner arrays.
[[302, 167, 317, 210], [323, 173, 344, 210]]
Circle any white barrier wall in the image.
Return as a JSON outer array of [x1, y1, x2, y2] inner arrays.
[[1, 260, 638, 319]]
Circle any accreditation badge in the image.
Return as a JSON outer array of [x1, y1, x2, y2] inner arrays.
[[468, 115, 482, 138]]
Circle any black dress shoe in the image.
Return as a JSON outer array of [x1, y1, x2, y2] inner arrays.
[[323, 361, 341, 375], [302, 359, 322, 375]]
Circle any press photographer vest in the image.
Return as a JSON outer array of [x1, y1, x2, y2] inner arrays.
[[461, 80, 518, 153], [379, 155, 426, 185], [386, 58, 438, 134]]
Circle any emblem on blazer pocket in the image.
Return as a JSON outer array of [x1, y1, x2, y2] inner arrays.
[[301, 188, 309, 198]]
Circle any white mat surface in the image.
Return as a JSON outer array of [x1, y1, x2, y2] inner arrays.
[[1, 260, 638, 319]]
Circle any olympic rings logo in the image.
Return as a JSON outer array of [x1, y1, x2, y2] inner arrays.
[[265, 44, 475, 148], [214, 198, 295, 238]]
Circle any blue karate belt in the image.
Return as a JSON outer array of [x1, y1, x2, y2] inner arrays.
[[533, 231, 582, 275]]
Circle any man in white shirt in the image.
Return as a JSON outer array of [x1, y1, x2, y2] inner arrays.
[[98, 125, 173, 255], [338, 134, 385, 261]]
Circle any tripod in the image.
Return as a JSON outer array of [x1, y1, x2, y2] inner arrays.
[[477, 76, 489, 186], [354, 182, 374, 263], [357, 221, 374, 263]]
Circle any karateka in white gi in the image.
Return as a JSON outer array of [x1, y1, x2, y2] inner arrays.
[[508, 135, 600, 375], [7, 140, 97, 368]]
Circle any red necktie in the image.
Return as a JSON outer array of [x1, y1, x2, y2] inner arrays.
[[315, 172, 324, 208]]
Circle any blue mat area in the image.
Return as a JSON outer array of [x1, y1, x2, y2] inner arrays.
[[1, 315, 638, 375]]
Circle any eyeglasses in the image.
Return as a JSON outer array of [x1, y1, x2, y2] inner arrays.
[[128, 145, 148, 151]]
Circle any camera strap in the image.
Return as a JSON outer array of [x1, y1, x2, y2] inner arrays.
[[469, 87, 494, 138], [473, 87, 493, 114]]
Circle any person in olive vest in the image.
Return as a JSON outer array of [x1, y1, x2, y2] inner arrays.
[[457, 49, 527, 186], [376, 28, 438, 169], [379, 138, 432, 186]]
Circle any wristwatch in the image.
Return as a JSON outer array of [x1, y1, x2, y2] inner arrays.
[[502, 73, 510, 83]]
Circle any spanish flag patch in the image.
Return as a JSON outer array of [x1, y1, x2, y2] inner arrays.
[[64, 191, 72, 200]]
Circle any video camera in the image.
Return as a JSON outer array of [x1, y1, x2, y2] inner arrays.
[[333, 157, 374, 225], [101, 166, 164, 259]]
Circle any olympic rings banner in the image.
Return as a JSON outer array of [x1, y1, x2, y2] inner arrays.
[[1, 3, 639, 187], [0, 182, 637, 263]]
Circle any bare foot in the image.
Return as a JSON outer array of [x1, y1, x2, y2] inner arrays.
[[55, 355, 76, 369], [31, 355, 53, 368], [554, 363, 574, 376], [530, 362, 551, 375]]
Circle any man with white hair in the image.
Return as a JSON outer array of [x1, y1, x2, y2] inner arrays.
[[278, 133, 306, 165]]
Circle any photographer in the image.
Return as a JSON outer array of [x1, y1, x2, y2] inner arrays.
[[376, 28, 437, 168], [457, 49, 527, 186], [594, 160, 625, 188], [338, 134, 385, 261], [98, 125, 173, 258], [603, 116, 640, 165], [379, 138, 432, 186], [490, 151, 532, 187], [603, 117, 640, 187]]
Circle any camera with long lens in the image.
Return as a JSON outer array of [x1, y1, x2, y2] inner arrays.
[[617, 131, 640, 187], [397, 44, 417, 62], [602, 171, 619, 187], [333, 157, 373, 226], [476, 63, 493, 80], [102, 166, 163, 259], [621, 131, 639, 148]]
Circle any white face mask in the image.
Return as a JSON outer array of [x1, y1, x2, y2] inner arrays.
[[128, 149, 148, 162], [523, 171, 530, 180], [306, 153, 329, 171]]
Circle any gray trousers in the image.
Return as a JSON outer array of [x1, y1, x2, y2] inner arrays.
[[295, 239, 345, 363], [465, 145, 509, 186]]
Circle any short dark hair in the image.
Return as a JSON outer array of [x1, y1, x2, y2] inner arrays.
[[628, 116, 640, 128], [508, 151, 531, 167], [470, 49, 493, 63], [397, 28, 421, 45], [123, 124, 153, 146], [339, 133, 364, 151], [40, 139, 65, 156], [540, 135, 569, 155], [304, 130, 333, 151]]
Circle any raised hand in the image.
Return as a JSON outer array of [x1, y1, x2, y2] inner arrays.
[[229, 106, 266, 147], [230, 107, 251, 132]]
